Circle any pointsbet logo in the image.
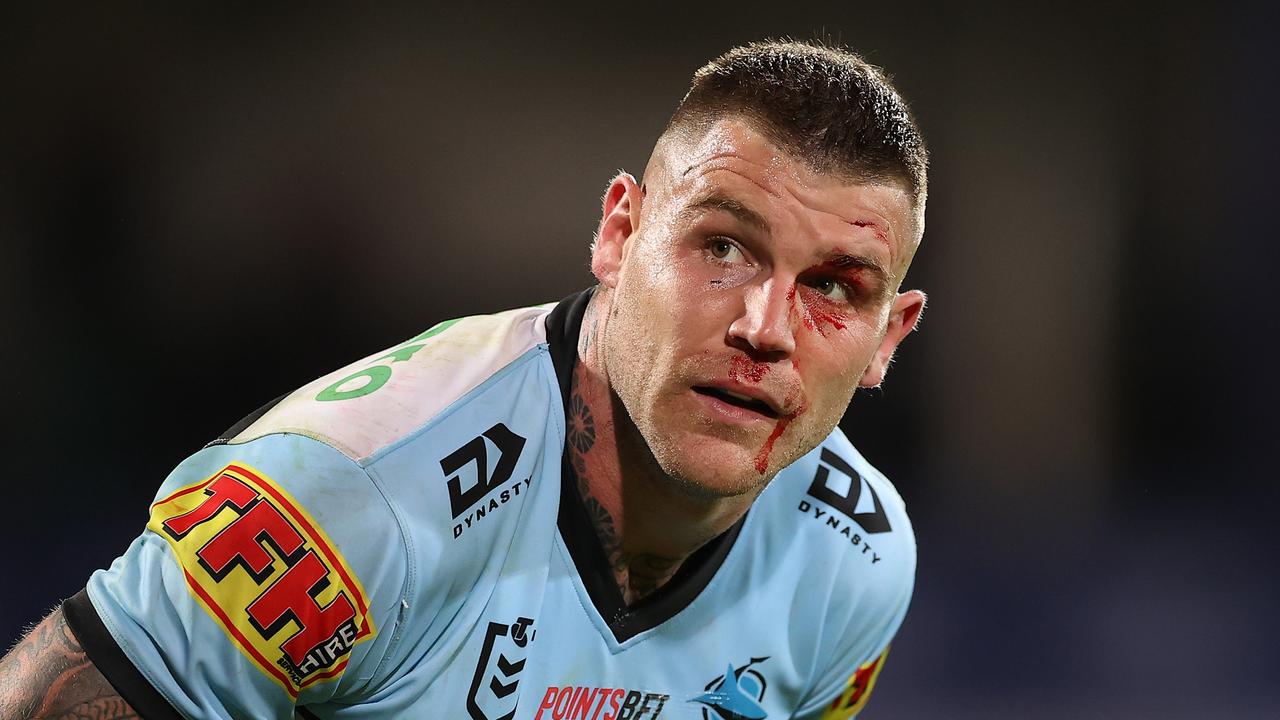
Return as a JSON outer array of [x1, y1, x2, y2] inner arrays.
[[148, 462, 374, 697], [534, 686, 671, 720]]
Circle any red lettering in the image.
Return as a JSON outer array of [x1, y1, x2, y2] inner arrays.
[[162, 474, 256, 537], [592, 689, 613, 720], [603, 689, 624, 720], [554, 686, 576, 719], [246, 550, 356, 667], [197, 500, 304, 578], [572, 688, 598, 719], [535, 687, 560, 720]]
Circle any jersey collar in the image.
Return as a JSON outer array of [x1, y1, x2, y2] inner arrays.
[[544, 288, 747, 643]]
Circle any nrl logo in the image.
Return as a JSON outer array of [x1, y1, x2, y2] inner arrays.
[[467, 616, 536, 720]]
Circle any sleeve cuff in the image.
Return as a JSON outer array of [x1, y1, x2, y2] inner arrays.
[[63, 588, 186, 720]]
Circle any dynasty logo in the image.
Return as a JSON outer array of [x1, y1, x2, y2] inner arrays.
[[691, 657, 770, 720], [797, 448, 891, 564], [441, 423, 532, 540], [149, 463, 374, 697], [468, 617, 536, 720]]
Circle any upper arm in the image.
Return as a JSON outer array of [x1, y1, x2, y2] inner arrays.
[[0, 606, 139, 720], [67, 433, 409, 718], [797, 647, 893, 720]]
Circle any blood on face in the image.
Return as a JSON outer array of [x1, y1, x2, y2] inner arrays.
[[729, 355, 770, 383]]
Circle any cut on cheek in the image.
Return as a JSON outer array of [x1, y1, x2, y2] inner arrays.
[[789, 283, 848, 337], [805, 298, 847, 334]]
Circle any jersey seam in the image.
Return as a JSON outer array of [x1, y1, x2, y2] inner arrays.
[[185, 434, 416, 698], [348, 460, 416, 689], [86, 567, 203, 720], [553, 533, 625, 653], [359, 342, 551, 466]]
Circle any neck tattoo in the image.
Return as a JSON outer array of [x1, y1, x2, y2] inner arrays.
[[568, 355, 684, 605]]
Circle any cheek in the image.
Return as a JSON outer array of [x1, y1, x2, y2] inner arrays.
[[794, 341, 875, 407], [792, 286, 853, 337]]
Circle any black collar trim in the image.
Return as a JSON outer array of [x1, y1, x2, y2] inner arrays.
[[544, 289, 746, 643]]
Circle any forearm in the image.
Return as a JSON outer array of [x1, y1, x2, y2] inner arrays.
[[0, 606, 138, 720]]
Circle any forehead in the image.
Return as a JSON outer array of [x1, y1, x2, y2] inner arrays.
[[653, 119, 917, 273]]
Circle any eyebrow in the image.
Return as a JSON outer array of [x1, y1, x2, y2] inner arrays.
[[680, 193, 771, 234], [682, 192, 894, 292]]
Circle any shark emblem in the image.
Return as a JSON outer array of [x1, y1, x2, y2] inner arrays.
[[690, 657, 770, 720]]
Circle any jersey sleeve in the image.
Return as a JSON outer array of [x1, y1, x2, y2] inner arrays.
[[792, 505, 916, 720], [64, 432, 409, 719]]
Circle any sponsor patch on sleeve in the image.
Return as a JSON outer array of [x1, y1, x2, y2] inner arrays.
[[820, 647, 889, 720], [147, 462, 375, 698]]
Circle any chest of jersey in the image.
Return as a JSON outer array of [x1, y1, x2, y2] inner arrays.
[[349, 345, 899, 720], [397, 527, 810, 720]]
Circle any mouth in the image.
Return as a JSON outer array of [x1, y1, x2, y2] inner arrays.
[[691, 386, 780, 419]]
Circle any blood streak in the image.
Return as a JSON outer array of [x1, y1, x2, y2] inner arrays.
[[754, 402, 807, 474], [754, 416, 791, 474], [787, 283, 817, 332], [806, 302, 846, 332], [729, 355, 770, 383], [794, 290, 845, 335]]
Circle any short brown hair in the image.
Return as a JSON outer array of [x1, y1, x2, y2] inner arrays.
[[664, 40, 928, 204]]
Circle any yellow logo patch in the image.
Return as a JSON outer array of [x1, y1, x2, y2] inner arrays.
[[820, 648, 889, 720], [148, 462, 375, 697]]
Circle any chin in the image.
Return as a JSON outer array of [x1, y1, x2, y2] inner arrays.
[[649, 433, 771, 500]]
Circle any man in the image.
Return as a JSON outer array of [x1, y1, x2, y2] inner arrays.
[[0, 40, 927, 719]]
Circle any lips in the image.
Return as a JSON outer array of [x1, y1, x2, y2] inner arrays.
[[691, 385, 780, 419]]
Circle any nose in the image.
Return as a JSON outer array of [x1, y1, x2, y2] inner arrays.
[[728, 277, 796, 357]]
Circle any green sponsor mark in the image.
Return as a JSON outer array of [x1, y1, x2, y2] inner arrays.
[[316, 318, 462, 402]]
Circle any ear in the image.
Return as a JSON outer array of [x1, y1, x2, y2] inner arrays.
[[859, 290, 926, 388], [591, 172, 644, 288]]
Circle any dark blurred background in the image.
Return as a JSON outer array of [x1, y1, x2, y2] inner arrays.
[[3, 2, 1277, 717]]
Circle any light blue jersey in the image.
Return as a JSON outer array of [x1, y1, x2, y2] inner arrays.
[[65, 290, 916, 720]]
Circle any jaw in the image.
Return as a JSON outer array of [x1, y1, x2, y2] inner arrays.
[[632, 399, 785, 499]]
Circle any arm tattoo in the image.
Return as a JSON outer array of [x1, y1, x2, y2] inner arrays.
[[0, 608, 139, 720]]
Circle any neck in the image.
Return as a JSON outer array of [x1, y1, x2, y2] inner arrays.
[[568, 290, 752, 605]]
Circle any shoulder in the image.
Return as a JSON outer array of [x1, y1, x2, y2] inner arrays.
[[751, 426, 916, 601], [87, 432, 409, 706], [223, 303, 556, 463]]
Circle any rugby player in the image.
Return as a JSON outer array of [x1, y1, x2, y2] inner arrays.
[[0, 40, 928, 719]]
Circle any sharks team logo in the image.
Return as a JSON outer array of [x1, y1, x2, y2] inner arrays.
[[691, 657, 770, 720]]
